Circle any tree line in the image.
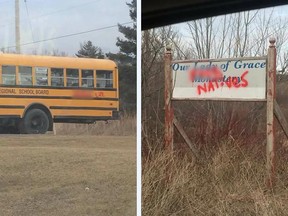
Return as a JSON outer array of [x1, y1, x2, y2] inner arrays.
[[77, 0, 136, 113]]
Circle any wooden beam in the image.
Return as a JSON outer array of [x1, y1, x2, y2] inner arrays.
[[266, 37, 276, 188], [274, 100, 288, 139], [173, 117, 199, 159], [164, 46, 174, 151]]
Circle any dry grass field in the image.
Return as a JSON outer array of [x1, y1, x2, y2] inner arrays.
[[0, 135, 136, 216], [141, 79, 288, 215], [142, 140, 288, 216], [55, 114, 136, 136]]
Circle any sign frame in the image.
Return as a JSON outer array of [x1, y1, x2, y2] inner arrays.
[[164, 38, 280, 189], [171, 56, 267, 101]]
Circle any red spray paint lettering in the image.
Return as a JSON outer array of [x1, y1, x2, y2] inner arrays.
[[197, 70, 249, 95]]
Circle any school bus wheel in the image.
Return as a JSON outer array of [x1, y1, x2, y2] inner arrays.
[[20, 109, 50, 134]]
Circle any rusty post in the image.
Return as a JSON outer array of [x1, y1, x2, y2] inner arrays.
[[164, 46, 174, 151], [266, 38, 276, 188]]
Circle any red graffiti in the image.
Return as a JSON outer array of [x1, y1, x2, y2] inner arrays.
[[197, 70, 249, 95]]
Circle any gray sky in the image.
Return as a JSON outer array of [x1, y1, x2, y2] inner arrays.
[[0, 0, 132, 55]]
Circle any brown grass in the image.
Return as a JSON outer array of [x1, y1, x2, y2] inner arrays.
[[54, 115, 136, 136], [0, 135, 136, 216], [142, 62, 288, 216], [142, 140, 288, 216]]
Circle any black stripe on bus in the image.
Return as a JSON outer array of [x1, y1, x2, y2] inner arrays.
[[0, 85, 117, 91], [50, 106, 118, 111], [0, 115, 20, 118], [54, 116, 116, 120], [0, 95, 119, 101], [0, 105, 25, 109]]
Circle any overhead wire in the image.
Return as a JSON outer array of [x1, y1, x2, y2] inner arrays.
[[30, 0, 101, 20], [0, 0, 11, 4], [0, 0, 101, 28], [24, 0, 35, 42], [2, 21, 134, 50], [0, 1, 14, 27]]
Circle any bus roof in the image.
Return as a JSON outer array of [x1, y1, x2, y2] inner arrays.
[[0, 53, 117, 69]]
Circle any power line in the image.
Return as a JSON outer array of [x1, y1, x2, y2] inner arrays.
[[0, 0, 101, 28], [0, 0, 11, 4], [3, 21, 134, 50], [30, 0, 101, 20], [0, 1, 17, 26], [24, 0, 35, 42]]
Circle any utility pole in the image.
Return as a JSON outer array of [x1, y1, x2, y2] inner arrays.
[[15, 0, 20, 53]]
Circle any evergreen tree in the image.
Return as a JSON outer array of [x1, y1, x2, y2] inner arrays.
[[76, 41, 104, 59], [106, 0, 136, 112]]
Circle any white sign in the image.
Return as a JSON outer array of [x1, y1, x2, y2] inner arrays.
[[172, 58, 266, 100], [35, 67, 48, 74]]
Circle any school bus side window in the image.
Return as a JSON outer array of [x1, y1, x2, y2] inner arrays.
[[51, 68, 64, 87], [67, 69, 79, 87], [19, 66, 32, 85], [35, 67, 48, 86], [81, 69, 94, 88], [2, 65, 16, 85], [96, 70, 113, 88]]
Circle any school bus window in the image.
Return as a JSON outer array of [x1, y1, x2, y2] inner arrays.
[[2, 65, 16, 85], [35, 67, 48, 86], [96, 70, 113, 88], [81, 69, 94, 88], [67, 68, 79, 87], [19, 66, 32, 85], [51, 68, 64, 87]]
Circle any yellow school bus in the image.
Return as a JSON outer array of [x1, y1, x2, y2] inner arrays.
[[0, 53, 119, 134]]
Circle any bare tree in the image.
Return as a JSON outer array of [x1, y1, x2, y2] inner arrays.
[[142, 7, 288, 151], [185, 8, 288, 68], [142, 26, 186, 149]]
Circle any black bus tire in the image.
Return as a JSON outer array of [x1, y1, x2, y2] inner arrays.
[[21, 109, 49, 134]]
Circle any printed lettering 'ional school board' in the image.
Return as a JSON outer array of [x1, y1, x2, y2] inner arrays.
[[172, 57, 266, 100], [0, 53, 119, 134]]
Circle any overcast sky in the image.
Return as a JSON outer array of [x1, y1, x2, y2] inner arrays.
[[0, 0, 132, 55], [168, 4, 288, 60]]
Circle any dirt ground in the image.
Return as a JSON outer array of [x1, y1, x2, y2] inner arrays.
[[0, 135, 136, 216]]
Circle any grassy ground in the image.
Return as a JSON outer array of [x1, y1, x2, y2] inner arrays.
[[142, 140, 288, 216], [55, 115, 136, 136], [0, 135, 136, 216]]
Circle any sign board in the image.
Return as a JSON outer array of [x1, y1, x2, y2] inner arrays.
[[172, 57, 266, 100], [35, 67, 48, 74]]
